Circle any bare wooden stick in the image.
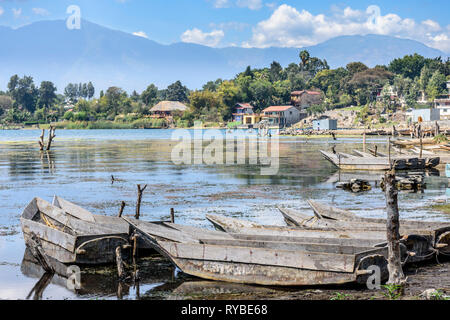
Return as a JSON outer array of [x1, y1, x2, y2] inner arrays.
[[38, 129, 45, 151], [46, 126, 56, 151], [135, 184, 147, 220], [115, 246, 125, 280], [384, 170, 406, 287], [118, 201, 126, 217], [170, 208, 175, 223]]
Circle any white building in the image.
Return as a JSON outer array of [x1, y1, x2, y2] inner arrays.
[[261, 106, 304, 127], [434, 81, 450, 119]]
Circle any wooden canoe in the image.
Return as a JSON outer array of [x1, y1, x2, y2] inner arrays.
[[307, 200, 450, 258], [278, 208, 444, 235], [20, 197, 130, 265], [125, 218, 389, 286], [307, 200, 449, 230], [205, 214, 390, 241], [320, 150, 439, 171], [52, 196, 165, 251]]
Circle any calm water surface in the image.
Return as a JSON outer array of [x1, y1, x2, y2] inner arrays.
[[0, 129, 449, 300]]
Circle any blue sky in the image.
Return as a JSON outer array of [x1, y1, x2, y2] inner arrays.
[[0, 0, 449, 52]]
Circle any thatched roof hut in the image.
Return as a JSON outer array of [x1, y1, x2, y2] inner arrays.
[[150, 101, 188, 113]]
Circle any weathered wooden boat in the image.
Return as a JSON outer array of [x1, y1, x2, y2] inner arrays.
[[52, 196, 159, 251], [124, 217, 389, 286], [20, 197, 131, 265], [206, 214, 388, 241], [52, 196, 129, 233], [392, 138, 436, 147], [278, 207, 437, 234], [320, 150, 440, 171], [307, 200, 450, 257]]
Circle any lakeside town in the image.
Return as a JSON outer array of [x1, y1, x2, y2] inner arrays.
[[1, 1, 450, 306], [1, 52, 449, 133]]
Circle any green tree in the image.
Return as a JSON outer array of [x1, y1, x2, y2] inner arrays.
[[299, 50, 310, 67], [87, 82, 95, 99], [141, 84, 159, 105], [269, 61, 284, 82], [426, 70, 447, 101], [64, 83, 78, 102], [38, 81, 57, 110], [8, 75, 39, 113], [166, 81, 189, 102], [388, 54, 427, 80]]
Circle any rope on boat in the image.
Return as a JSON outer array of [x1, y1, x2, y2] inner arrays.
[[40, 213, 60, 231]]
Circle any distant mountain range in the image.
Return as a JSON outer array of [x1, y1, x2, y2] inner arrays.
[[0, 19, 447, 94]]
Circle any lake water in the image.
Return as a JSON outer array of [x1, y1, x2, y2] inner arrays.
[[0, 129, 449, 300]]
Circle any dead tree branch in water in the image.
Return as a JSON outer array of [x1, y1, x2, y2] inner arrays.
[[135, 184, 147, 220]]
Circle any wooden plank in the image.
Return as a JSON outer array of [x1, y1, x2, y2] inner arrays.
[[22, 231, 76, 264], [123, 217, 198, 243], [352, 150, 376, 158], [229, 233, 386, 247], [21, 218, 77, 253], [158, 241, 357, 273], [163, 223, 233, 240], [36, 198, 125, 236], [199, 238, 381, 255], [52, 196, 96, 222]]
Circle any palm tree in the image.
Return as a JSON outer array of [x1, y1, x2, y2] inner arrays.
[[299, 50, 310, 67]]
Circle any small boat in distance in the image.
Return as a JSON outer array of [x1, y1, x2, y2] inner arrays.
[[320, 150, 439, 171]]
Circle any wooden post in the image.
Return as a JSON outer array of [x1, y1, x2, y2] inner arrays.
[[384, 170, 407, 288], [170, 208, 175, 223], [115, 246, 125, 280], [435, 121, 439, 137], [388, 137, 391, 169], [374, 145, 378, 157], [118, 201, 126, 218], [135, 184, 147, 220], [419, 136, 423, 159], [363, 130, 366, 153], [46, 126, 56, 151], [38, 129, 45, 151]]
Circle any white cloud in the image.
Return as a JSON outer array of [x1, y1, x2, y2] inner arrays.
[[132, 31, 149, 39], [213, 0, 230, 8], [12, 8, 21, 19], [32, 8, 50, 16], [236, 0, 263, 10], [209, 21, 248, 32], [181, 28, 225, 47], [0, 7, 4, 16], [243, 4, 450, 53]]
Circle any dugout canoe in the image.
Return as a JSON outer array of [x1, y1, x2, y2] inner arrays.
[[320, 150, 439, 171], [125, 217, 390, 286], [307, 200, 450, 256], [278, 207, 440, 234], [205, 214, 389, 241], [20, 197, 130, 265], [52, 196, 166, 251]]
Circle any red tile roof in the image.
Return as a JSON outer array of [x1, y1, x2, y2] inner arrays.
[[291, 90, 321, 96], [236, 103, 253, 109], [263, 106, 294, 112]]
